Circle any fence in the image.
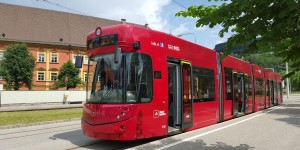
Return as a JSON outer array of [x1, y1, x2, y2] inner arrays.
[[0, 91, 86, 105]]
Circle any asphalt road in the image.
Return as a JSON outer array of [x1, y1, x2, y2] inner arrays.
[[0, 95, 299, 150], [131, 94, 300, 150], [0, 119, 160, 150]]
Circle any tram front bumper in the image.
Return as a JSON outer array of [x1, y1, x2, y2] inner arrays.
[[81, 118, 136, 140]]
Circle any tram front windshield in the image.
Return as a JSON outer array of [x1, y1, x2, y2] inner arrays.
[[87, 53, 153, 104]]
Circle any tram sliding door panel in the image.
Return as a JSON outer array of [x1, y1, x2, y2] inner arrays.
[[232, 72, 239, 117], [168, 63, 181, 128], [181, 61, 193, 129], [270, 81, 275, 106]]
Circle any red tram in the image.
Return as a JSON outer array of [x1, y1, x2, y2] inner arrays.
[[80, 24, 283, 140]]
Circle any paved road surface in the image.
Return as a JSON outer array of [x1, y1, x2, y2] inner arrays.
[[0, 95, 299, 150], [130, 94, 300, 150], [0, 120, 160, 150]]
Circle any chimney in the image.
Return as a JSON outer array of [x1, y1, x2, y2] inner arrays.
[[121, 19, 126, 24], [144, 23, 149, 28]]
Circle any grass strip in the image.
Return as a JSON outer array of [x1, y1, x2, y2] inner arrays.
[[0, 108, 82, 126]]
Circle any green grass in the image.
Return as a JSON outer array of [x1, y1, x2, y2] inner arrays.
[[291, 91, 300, 94], [0, 108, 82, 126]]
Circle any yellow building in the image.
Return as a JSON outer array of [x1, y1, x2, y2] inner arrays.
[[0, 3, 122, 90]]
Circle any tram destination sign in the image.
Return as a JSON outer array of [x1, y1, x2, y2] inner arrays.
[[87, 34, 118, 50]]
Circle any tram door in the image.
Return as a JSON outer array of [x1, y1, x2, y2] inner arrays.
[[270, 81, 275, 106], [167, 60, 193, 132], [168, 62, 181, 129], [181, 61, 193, 129], [232, 72, 246, 117], [275, 82, 279, 105], [266, 80, 270, 107]]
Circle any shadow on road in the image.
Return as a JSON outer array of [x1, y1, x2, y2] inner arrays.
[[51, 129, 100, 148], [266, 104, 300, 128], [51, 129, 163, 149], [133, 138, 254, 150]]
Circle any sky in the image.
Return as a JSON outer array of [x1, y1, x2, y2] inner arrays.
[[0, 0, 231, 49]]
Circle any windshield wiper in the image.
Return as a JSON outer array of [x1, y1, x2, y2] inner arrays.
[[99, 81, 119, 102]]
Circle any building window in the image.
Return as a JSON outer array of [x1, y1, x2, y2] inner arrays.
[[0, 52, 4, 60], [72, 56, 77, 64], [37, 72, 45, 81], [50, 72, 58, 81], [51, 54, 58, 63], [192, 66, 215, 102], [38, 53, 45, 62], [84, 73, 92, 82], [97, 75, 101, 82], [84, 55, 88, 65]]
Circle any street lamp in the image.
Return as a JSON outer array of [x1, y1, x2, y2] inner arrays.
[[177, 33, 197, 43]]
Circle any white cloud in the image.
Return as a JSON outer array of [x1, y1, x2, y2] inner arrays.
[[1, 0, 171, 31], [75, 0, 171, 31], [170, 23, 190, 35], [194, 26, 207, 31]]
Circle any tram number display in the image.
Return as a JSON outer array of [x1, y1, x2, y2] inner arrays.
[[87, 34, 118, 50]]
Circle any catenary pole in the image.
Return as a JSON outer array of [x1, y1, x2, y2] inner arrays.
[[286, 62, 289, 99]]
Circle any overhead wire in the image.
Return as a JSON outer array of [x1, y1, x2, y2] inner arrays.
[[36, 0, 91, 16], [171, 0, 188, 10]]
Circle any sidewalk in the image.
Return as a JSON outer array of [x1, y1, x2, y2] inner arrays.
[[0, 103, 83, 112], [0, 94, 297, 112], [283, 94, 300, 104]]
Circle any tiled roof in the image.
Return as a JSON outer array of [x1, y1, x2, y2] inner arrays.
[[0, 3, 121, 47]]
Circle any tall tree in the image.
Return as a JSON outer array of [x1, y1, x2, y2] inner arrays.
[[243, 54, 285, 73], [176, 0, 300, 77], [54, 60, 81, 90], [0, 43, 35, 90], [291, 71, 300, 91]]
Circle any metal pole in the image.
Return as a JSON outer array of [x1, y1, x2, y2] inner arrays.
[[286, 62, 289, 99], [177, 33, 197, 43]]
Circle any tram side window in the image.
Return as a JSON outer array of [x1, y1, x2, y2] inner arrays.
[[225, 68, 233, 100], [244, 75, 251, 98], [255, 78, 263, 97], [193, 67, 215, 102], [126, 53, 153, 103]]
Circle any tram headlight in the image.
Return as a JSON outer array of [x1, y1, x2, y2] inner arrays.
[[120, 125, 126, 129], [116, 115, 120, 119]]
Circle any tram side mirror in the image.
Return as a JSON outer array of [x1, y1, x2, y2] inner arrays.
[[75, 56, 83, 68], [114, 47, 121, 64]]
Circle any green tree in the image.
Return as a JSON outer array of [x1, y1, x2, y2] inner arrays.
[[54, 60, 81, 90], [291, 71, 300, 91], [243, 54, 285, 73], [176, 0, 300, 77], [0, 43, 35, 90]]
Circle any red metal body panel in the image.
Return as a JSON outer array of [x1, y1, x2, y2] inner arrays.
[[252, 64, 265, 112], [83, 24, 219, 140], [82, 24, 282, 140], [221, 55, 252, 120]]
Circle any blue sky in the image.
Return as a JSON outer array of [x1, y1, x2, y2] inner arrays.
[[0, 0, 231, 49]]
